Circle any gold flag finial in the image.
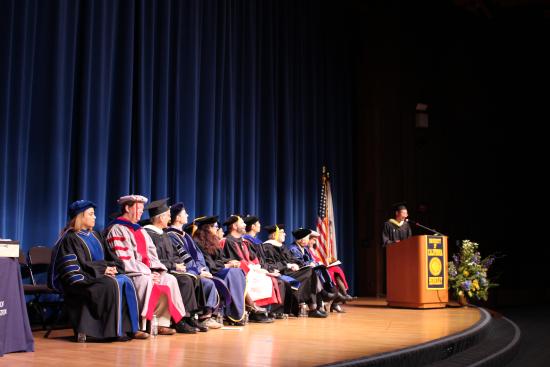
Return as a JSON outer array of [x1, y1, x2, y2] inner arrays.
[[322, 166, 330, 179]]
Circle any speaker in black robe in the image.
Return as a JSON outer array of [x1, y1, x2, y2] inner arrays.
[[382, 220, 412, 246]]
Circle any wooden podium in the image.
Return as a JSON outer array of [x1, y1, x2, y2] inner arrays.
[[386, 235, 448, 308]]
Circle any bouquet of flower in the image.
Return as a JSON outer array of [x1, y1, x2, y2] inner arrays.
[[448, 239, 498, 302]]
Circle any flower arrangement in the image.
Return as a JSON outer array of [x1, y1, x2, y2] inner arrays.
[[448, 239, 498, 302]]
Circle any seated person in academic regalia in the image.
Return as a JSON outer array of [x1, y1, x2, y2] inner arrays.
[[382, 202, 412, 246], [221, 215, 282, 323], [242, 215, 263, 246], [287, 228, 340, 308], [165, 203, 222, 329], [241, 215, 293, 318], [49, 200, 148, 341], [243, 216, 284, 273], [104, 195, 187, 335], [247, 217, 289, 273], [143, 198, 207, 333], [192, 216, 248, 326], [308, 230, 354, 308], [261, 225, 327, 318]]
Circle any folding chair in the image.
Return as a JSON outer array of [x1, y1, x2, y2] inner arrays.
[[24, 246, 64, 337], [19, 249, 53, 325]]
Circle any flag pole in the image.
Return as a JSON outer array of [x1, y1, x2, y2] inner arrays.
[[322, 166, 332, 262]]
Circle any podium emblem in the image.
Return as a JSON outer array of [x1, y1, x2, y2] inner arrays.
[[426, 236, 446, 290], [429, 257, 442, 276]]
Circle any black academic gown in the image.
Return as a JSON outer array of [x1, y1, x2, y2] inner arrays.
[[145, 227, 202, 315], [223, 235, 289, 310], [194, 240, 247, 322], [242, 237, 292, 314], [200, 246, 229, 275], [261, 242, 318, 305], [48, 230, 137, 338], [252, 239, 273, 268], [382, 220, 412, 246], [287, 242, 336, 292], [222, 235, 261, 263]]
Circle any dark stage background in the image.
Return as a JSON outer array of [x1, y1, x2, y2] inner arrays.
[[1, 0, 548, 305], [352, 0, 548, 305]]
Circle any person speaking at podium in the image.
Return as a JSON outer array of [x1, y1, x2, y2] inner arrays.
[[382, 202, 412, 246]]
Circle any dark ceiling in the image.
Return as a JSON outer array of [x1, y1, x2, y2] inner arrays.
[[452, 0, 550, 18]]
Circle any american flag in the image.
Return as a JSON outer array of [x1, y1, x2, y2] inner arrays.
[[315, 167, 337, 265]]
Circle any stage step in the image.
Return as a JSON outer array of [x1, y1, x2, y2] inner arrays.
[[426, 313, 521, 367], [324, 307, 520, 367]]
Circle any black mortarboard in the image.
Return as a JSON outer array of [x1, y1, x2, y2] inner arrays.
[[392, 202, 407, 212], [223, 214, 242, 227], [264, 224, 284, 234], [146, 198, 170, 218], [68, 200, 96, 219], [170, 202, 185, 223], [194, 215, 219, 227], [243, 215, 259, 226], [292, 228, 311, 240]]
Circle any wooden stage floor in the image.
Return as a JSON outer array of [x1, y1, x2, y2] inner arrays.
[[3, 298, 481, 367]]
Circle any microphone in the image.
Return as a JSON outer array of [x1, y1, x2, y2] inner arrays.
[[406, 218, 445, 236]]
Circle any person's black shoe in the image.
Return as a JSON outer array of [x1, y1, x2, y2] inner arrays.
[[188, 318, 208, 332], [274, 313, 285, 319], [175, 320, 197, 334], [249, 311, 274, 323], [226, 319, 246, 326], [320, 289, 336, 301], [334, 292, 349, 304], [330, 303, 346, 313], [334, 292, 353, 303], [308, 309, 328, 318], [246, 304, 267, 313], [343, 294, 355, 302]]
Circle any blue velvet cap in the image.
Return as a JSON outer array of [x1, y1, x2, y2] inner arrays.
[[68, 200, 97, 219]]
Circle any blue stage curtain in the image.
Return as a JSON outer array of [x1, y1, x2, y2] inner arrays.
[[0, 0, 356, 290]]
